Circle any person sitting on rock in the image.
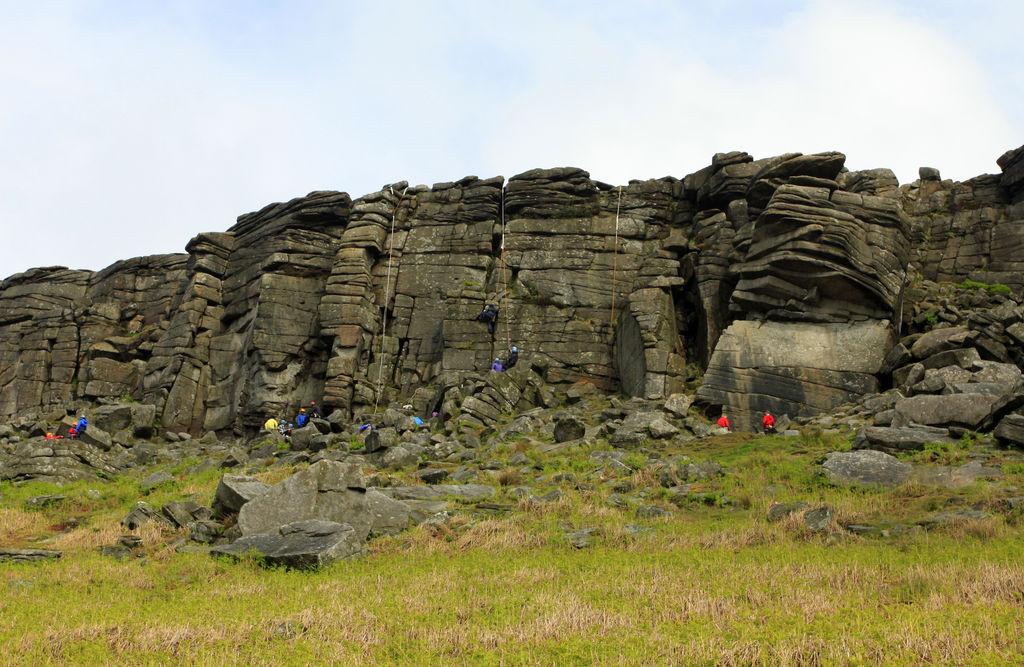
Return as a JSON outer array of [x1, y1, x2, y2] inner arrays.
[[76, 415, 88, 436], [762, 412, 776, 435], [295, 408, 308, 428], [717, 413, 730, 431], [264, 416, 279, 430], [67, 425, 78, 439], [277, 420, 291, 436], [505, 346, 519, 369], [491, 357, 504, 372], [477, 303, 499, 334], [308, 401, 322, 419]]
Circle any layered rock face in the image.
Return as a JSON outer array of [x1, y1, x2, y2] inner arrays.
[[694, 152, 912, 430], [2, 144, 1023, 433]]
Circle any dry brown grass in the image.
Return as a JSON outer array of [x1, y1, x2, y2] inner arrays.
[[0, 507, 51, 546], [496, 468, 523, 486]]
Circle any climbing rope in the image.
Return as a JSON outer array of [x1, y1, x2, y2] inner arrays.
[[609, 185, 622, 336], [374, 184, 408, 414], [499, 184, 512, 353]]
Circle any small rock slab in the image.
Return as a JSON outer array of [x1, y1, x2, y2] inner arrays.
[[24, 495, 66, 509], [0, 549, 62, 563], [210, 520, 363, 569], [378, 484, 495, 502], [926, 509, 992, 525], [141, 471, 175, 492]]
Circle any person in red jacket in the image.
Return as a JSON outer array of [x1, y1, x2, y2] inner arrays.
[[717, 413, 730, 431], [762, 412, 776, 434]]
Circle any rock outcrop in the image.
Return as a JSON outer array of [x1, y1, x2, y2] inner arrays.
[[2, 144, 1023, 434]]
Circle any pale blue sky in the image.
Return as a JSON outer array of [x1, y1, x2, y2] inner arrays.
[[1, 0, 1021, 279]]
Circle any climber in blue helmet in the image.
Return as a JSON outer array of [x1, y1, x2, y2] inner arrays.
[[76, 415, 88, 434], [505, 346, 519, 369], [491, 357, 504, 372]]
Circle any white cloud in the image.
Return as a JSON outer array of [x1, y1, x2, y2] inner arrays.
[[0, 1, 1019, 280]]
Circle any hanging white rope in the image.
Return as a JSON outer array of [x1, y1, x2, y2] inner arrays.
[[374, 185, 408, 414], [610, 185, 622, 334]]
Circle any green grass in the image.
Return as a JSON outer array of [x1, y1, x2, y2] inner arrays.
[[956, 279, 1012, 295], [2, 432, 1024, 664]]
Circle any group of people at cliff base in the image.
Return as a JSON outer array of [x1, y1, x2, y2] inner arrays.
[[717, 412, 775, 434], [264, 401, 322, 435], [42, 415, 88, 440]]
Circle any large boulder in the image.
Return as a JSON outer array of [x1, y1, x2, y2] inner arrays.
[[237, 460, 409, 540], [821, 450, 912, 488], [697, 320, 892, 431], [210, 520, 363, 569], [92, 404, 133, 434]]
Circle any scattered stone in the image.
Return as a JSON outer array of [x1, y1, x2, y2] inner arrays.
[[98, 545, 132, 560], [803, 505, 834, 531], [121, 501, 172, 530], [416, 468, 449, 484], [767, 502, 809, 522], [272, 620, 306, 640], [636, 506, 671, 519], [553, 416, 586, 443]]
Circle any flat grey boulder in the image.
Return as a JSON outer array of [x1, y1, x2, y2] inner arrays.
[[892, 393, 1005, 430], [852, 425, 956, 452], [211, 520, 363, 569], [213, 474, 272, 516], [822, 450, 912, 488], [377, 484, 495, 502]]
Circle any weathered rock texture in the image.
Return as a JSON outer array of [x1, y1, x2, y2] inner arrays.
[[3, 145, 1023, 433]]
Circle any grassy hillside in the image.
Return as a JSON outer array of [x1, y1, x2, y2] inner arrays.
[[2, 430, 1023, 665]]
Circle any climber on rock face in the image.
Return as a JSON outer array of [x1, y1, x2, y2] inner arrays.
[[308, 401, 322, 419], [491, 357, 504, 372], [295, 408, 308, 428], [717, 413, 730, 431], [505, 346, 519, 369], [76, 415, 88, 436], [477, 303, 499, 334]]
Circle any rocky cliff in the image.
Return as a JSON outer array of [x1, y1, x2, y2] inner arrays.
[[2, 146, 1023, 435]]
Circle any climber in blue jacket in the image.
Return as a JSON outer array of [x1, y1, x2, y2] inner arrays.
[[76, 415, 88, 435], [295, 408, 308, 428]]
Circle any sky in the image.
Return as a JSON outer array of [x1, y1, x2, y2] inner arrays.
[[1, 0, 1021, 280]]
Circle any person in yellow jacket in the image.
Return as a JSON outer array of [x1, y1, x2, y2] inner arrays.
[[264, 416, 279, 430]]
